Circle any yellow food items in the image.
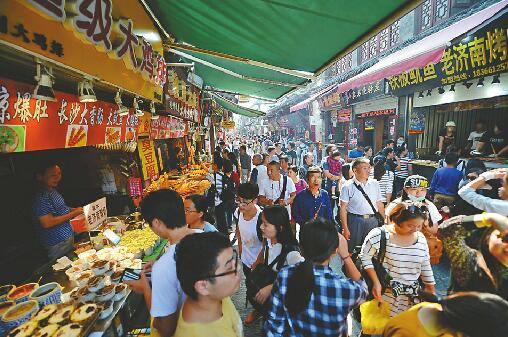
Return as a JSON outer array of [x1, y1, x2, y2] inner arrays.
[[120, 227, 159, 254]]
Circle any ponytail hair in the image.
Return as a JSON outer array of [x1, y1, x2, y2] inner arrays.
[[285, 218, 339, 315]]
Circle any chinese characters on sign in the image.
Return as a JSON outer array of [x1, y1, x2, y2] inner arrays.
[[388, 24, 508, 94], [0, 14, 64, 57], [84, 197, 107, 230], [343, 79, 386, 105], [337, 109, 352, 122], [23, 0, 167, 87], [317, 89, 342, 110], [0, 77, 139, 153], [150, 115, 187, 139], [137, 138, 159, 181], [357, 108, 396, 118]]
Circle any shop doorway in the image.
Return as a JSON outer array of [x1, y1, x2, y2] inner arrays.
[[363, 117, 386, 152]]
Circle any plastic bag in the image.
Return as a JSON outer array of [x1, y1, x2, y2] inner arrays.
[[359, 299, 391, 335]]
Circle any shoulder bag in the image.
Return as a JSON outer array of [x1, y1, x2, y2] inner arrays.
[[354, 182, 384, 227]]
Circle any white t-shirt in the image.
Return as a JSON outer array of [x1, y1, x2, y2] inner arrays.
[[254, 165, 269, 191], [235, 206, 263, 268], [266, 242, 304, 271], [151, 230, 203, 318], [259, 176, 296, 215], [468, 130, 486, 150], [385, 198, 442, 224]]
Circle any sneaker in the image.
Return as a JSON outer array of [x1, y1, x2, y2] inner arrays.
[[244, 310, 260, 325], [331, 195, 338, 199]]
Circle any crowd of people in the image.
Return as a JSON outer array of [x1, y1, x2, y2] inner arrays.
[[124, 134, 508, 337]]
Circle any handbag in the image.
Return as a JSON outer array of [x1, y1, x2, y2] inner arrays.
[[246, 240, 287, 315], [352, 227, 391, 295], [354, 182, 384, 227]]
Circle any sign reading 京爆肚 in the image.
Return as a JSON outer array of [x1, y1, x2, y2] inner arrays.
[[0, 77, 139, 153], [387, 17, 508, 95], [357, 108, 396, 118], [84, 197, 107, 230], [1, 0, 165, 101], [138, 138, 159, 181]]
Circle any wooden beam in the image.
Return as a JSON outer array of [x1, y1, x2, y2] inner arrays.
[[168, 48, 307, 88], [166, 42, 315, 80]]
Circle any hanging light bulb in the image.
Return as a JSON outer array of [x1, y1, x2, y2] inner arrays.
[[150, 101, 159, 119], [492, 75, 500, 85], [115, 90, 129, 116], [426, 89, 432, 96], [133, 97, 144, 117], [449, 84, 455, 92], [34, 60, 56, 101], [418, 91, 424, 98], [477, 77, 484, 87], [78, 77, 97, 102]]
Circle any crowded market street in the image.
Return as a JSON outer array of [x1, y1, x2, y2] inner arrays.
[[1, 1, 508, 337]]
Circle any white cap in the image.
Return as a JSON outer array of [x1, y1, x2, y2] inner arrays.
[[445, 121, 456, 127]]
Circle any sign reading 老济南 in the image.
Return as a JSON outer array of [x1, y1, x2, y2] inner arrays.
[[1, 1, 165, 101], [343, 79, 386, 105], [388, 18, 508, 95], [0, 77, 139, 153], [84, 197, 107, 230], [357, 108, 396, 118]]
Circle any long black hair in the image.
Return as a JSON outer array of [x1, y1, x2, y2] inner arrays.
[[479, 228, 507, 294], [257, 205, 297, 247], [373, 155, 387, 181], [285, 218, 339, 315], [437, 292, 508, 337]]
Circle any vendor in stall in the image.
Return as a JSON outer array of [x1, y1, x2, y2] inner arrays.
[[33, 163, 83, 261], [436, 121, 457, 156], [466, 120, 486, 153], [476, 121, 508, 157]]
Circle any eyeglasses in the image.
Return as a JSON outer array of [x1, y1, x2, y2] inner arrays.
[[184, 208, 199, 214], [235, 197, 255, 206], [203, 251, 239, 279]]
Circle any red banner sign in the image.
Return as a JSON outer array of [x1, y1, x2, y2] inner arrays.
[[0, 77, 139, 153], [357, 108, 396, 119], [150, 115, 188, 140]]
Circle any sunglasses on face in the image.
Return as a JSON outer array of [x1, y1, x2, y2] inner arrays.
[[203, 250, 239, 279]]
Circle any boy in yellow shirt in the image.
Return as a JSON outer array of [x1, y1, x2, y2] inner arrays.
[[174, 232, 243, 337]]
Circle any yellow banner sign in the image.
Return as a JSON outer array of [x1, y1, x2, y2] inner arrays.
[[2, 0, 164, 102], [138, 138, 158, 181]]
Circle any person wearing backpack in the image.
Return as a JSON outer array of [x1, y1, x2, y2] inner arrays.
[[258, 160, 297, 217], [207, 160, 236, 235], [265, 218, 367, 337], [246, 205, 303, 324]]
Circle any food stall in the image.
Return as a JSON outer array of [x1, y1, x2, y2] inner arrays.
[[386, 11, 508, 179]]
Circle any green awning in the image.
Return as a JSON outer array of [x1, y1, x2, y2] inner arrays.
[[148, 0, 411, 99], [211, 93, 266, 118]]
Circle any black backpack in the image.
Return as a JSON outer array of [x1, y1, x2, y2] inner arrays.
[[220, 174, 236, 203]]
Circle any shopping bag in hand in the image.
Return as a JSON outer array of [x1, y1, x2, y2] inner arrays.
[[360, 299, 391, 335]]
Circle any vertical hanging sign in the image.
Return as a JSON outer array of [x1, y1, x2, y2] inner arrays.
[[137, 138, 159, 180]]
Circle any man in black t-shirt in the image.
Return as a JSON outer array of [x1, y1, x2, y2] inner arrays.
[[286, 142, 298, 166], [477, 121, 508, 157]]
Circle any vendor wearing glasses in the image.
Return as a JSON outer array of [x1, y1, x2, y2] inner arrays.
[[292, 166, 333, 226], [184, 194, 218, 232]]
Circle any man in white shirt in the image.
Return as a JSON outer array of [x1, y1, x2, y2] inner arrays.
[[233, 182, 263, 324], [467, 120, 486, 152], [250, 154, 269, 191], [340, 157, 385, 251], [258, 160, 296, 216], [125, 189, 199, 337]]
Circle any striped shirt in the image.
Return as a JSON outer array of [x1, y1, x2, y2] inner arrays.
[[395, 156, 411, 179], [360, 226, 435, 286], [370, 171, 394, 203], [33, 188, 73, 248]]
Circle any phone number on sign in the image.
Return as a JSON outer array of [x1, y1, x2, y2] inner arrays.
[[472, 62, 508, 78]]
